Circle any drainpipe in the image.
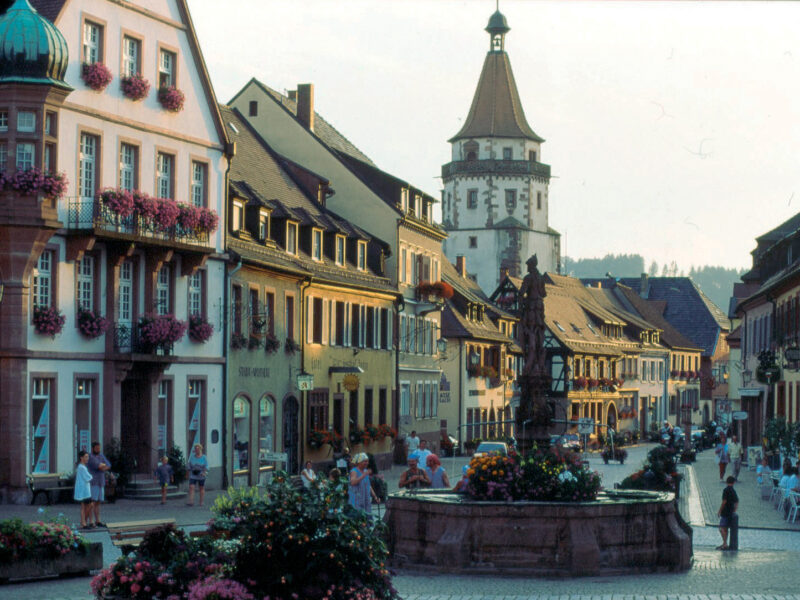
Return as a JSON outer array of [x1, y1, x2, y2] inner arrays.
[[766, 294, 778, 432], [221, 254, 242, 489], [299, 276, 312, 470], [395, 293, 405, 437], [458, 339, 464, 449]]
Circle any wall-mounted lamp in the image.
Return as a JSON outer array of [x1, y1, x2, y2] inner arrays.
[[437, 338, 447, 354]]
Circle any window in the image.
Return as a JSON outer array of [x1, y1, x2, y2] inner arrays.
[[157, 380, 172, 456], [17, 111, 35, 132], [286, 222, 297, 254], [378, 388, 387, 425], [350, 303, 361, 347], [122, 36, 141, 77], [0, 143, 6, 172], [311, 297, 323, 344], [33, 249, 54, 308], [82, 21, 102, 64], [231, 285, 242, 336], [312, 229, 322, 261], [156, 264, 170, 315], [0, 110, 7, 131], [505, 189, 516, 211], [357, 241, 367, 270], [44, 143, 55, 172], [348, 390, 358, 430], [335, 235, 345, 267], [400, 382, 410, 417], [381, 308, 389, 349], [79, 134, 98, 198], [414, 194, 421, 217], [191, 161, 207, 207], [502, 147, 512, 160], [156, 152, 173, 199], [529, 150, 537, 162], [188, 272, 203, 316], [469, 236, 477, 248], [118, 260, 133, 340], [258, 210, 270, 241], [467, 189, 478, 209], [400, 248, 407, 283], [249, 288, 260, 334], [265, 291, 275, 336], [45, 112, 56, 136], [537, 191, 542, 210], [258, 396, 275, 464], [364, 388, 373, 426], [158, 49, 176, 88], [76, 255, 94, 311], [365, 307, 375, 349], [14, 141, 34, 172], [249, 101, 258, 117], [285, 295, 295, 340], [187, 379, 205, 450], [334, 301, 346, 346], [31, 378, 53, 473], [74, 379, 94, 455], [119, 143, 138, 191], [400, 189, 409, 213], [232, 199, 244, 232], [308, 390, 329, 435]]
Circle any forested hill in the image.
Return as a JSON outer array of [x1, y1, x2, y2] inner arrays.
[[563, 254, 745, 313]]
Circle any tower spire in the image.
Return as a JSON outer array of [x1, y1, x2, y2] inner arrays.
[[485, 8, 510, 52]]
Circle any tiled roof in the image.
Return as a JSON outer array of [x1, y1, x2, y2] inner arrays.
[[249, 79, 376, 166], [27, 0, 63, 22], [450, 51, 543, 143], [221, 105, 394, 294]]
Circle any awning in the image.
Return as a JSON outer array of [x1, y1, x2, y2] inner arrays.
[[738, 388, 762, 397], [328, 366, 364, 374]]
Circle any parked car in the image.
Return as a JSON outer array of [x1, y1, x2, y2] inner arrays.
[[473, 441, 508, 458]]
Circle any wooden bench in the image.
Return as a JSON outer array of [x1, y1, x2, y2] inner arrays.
[[26, 473, 74, 505], [106, 518, 176, 554]]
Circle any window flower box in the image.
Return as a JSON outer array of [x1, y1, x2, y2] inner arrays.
[[416, 280, 454, 301], [588, 378, 599, 390], [1, 167, 68, 201], [378, 424, 397, 439], [77, 309, 109, 339], [284, 338, 300, 355], [573, 376, 587, 390], [99, 188, 135, 218], [263, 334, 280, 354], [157, 86, 185, 112], [187, 314, 213, 343], [32, 306, 66, 337], [138, 314, 187, 353], [120, 74, 150, 101], [81, 62, 112, 91]]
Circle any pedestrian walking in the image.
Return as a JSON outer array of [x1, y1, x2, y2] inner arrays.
[[715, 434, 730, 481], [716, 475, 739, 551], [87, 442, 111, 527], [348, 452, 378, 513], [728, 435, 743, 480], [153, 456, 174, 504], [74, 450, 93, 529], [187, 443, 208, 506], [405, 430, 420, 461]]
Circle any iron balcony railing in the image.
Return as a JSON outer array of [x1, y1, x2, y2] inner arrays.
[[113, 323, 174, 355], [441, 159, 551, 179], [66, 196, 210, 246]]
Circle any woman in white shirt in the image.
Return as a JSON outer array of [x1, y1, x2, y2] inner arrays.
[[300, 461, 316, 489], [74, 450, 93, 529]]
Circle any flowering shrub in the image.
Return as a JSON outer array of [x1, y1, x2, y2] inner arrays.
[[187, 577, 254, 600], [466, 446, 601, 502], [77, 309, 110, 339], [120, 74, 150, 101], [349, 426, 366, 446], [32, 306, 66, 337], [99, 188, 135, 218], [81, 62, 113, 91], [188, 314, 214, 343], [1, 167, 68, 200], [138, 314, 188, 350], [587, 378, 599, 389], [0, 517, 89, 563], [158, 86, 186, 112]]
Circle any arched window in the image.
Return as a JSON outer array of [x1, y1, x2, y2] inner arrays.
[[259, 395, 275, 467], [233, 396, 251, 470]]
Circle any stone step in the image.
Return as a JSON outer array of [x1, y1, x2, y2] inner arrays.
[[124, 490, 187, 501]]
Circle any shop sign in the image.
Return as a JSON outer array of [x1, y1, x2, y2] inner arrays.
[[343, 374, 360, 391]]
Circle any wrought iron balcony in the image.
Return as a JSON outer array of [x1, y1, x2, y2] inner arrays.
[[113, 323, 174, 356], [66, 197, 210, 246], [441, 159, 551, 179]]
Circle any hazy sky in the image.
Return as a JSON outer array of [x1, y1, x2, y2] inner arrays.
[[189, 0, 800, 272]]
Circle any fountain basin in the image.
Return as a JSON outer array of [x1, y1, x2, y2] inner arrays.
[[385, 489, 691, 576]]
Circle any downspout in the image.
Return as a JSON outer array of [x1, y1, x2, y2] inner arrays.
[[766, 295, 778, 431], [395, 293, 405, 435], [458, 338, 464, 449], [299, 276, 312, 468], [222, 255, 242, 489]]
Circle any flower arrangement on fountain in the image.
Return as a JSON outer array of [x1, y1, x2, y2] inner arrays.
[[618, 444, 681, 494], [465, 446, 601, 502], [138, 314, 188, 351], [188, 314, 214, 343], [77, 309, 110, 339], [32, 306, 66, 337], [120, 73, 150, 101], [81, 62, 113, 91], [158, 85, 186, 112], [1, 167, 68, 200], [0, 517, 91, 563]]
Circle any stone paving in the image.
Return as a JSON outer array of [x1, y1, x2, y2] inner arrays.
[[2, 445, 800, 599]]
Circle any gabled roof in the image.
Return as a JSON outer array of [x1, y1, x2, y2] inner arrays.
[[450, 50, 543, 143], [25, 0, 63, 22], [238, 78, 375, 166], [585, 276, 728, 356]]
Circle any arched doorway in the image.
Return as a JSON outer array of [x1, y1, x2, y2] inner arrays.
[[606, 403, 618, 435], [283, 396, 299, 475], [232, 395, 252, 487]]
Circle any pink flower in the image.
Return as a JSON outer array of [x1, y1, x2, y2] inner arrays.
[[158, 86, 186, 112], [121, 74, 150, 101], [81, 62, 113, 91]]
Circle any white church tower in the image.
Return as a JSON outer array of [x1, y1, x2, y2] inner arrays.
[[441, 9, 560, 293]]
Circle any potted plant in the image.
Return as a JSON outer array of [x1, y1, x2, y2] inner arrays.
[[574, 376, 587, 390], [3, 167, 68, 200], [77, 309, 109, 339], [157, 86, 186, 112], [120, 73, 150, 101], [349, 426, 365, 446], [81, 62, 112, 91], [187, 314, 214, 343], [137, 314, 188, 353], [32, 306, 66, 337]]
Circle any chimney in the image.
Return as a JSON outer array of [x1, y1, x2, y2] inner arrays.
[[640, 273, 649, 299], [296, 83, 314, 131], [500, 266, 509, 280], [456, 255, 466, 277], [287, 90, 297, 101]]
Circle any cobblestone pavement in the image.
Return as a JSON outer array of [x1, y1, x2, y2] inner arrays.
[[4, 446, 800, 599]]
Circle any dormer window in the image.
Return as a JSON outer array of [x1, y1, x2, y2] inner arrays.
[[258, 210, 270, 241], [312, 228, 323, 261], [335, 235, 345, 267], [231, 199, 244, 233], [414, 195, 421, 217], [401, 189, 409, 213], [357, 241, 367, 271], [286, 222, 298, 255]]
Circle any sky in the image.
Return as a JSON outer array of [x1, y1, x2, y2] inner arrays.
[[188, 0, 800, 273]]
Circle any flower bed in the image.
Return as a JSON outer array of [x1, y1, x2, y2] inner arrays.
[[77, 309, 110, 339], [187, 314, 214, 343], [158, 86, 185, 112], [32, 306, 66, 337], [1, 167, 68, 200], [120, 74, 150, 101], [81, 62, 112, 91]]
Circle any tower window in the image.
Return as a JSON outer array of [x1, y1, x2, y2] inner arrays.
[[529, 150, 537, 162], [469, 236, 477, 248], [502, 147, 512, 160], [537, 191, 542, 210], [467, 189, 478, 209]]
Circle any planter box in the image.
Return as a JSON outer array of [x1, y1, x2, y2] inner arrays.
[[0, 542, 102, 583]]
